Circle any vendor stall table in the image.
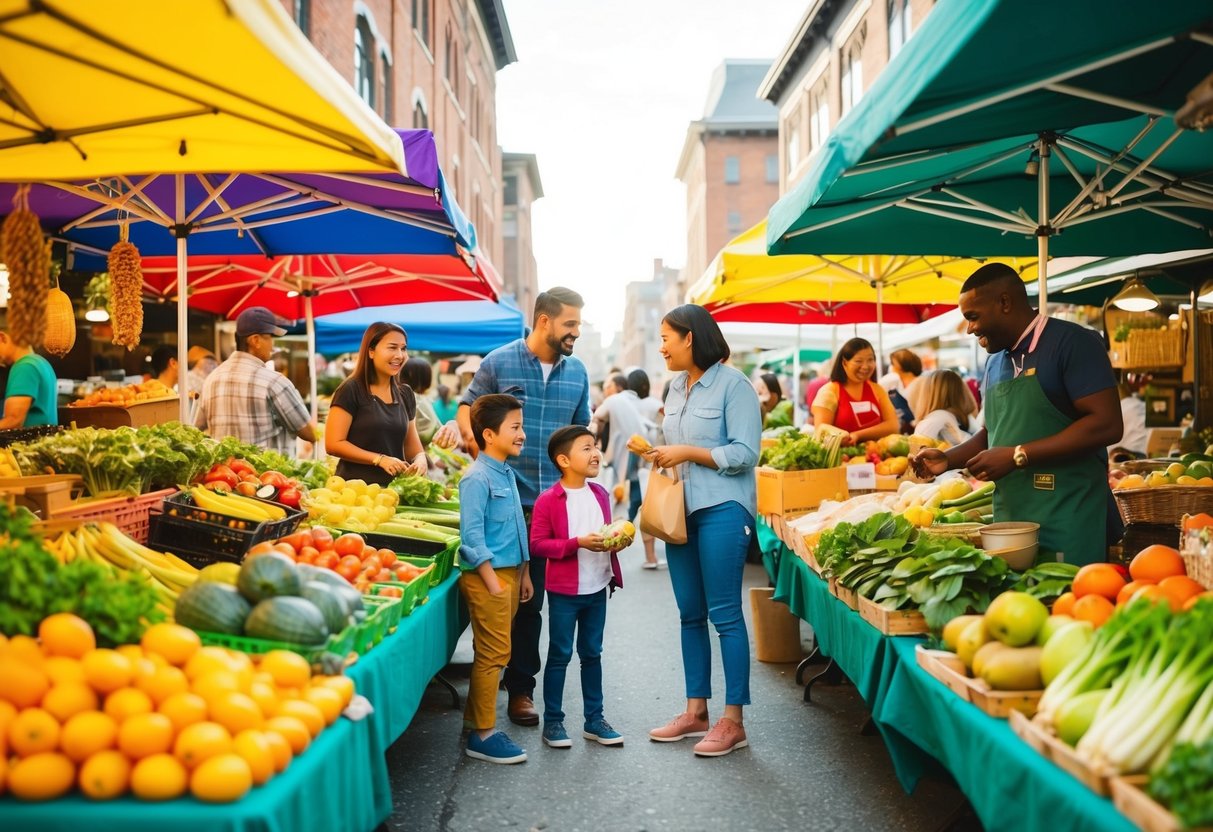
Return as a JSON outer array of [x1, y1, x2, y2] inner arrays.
[[763, 519, 1135, 832], [0, 574, 468, 832]]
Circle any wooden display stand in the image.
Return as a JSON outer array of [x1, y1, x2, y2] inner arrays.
[[62, 397, 180, 429], [915, 647, 1042, 717], [1009, 710, 1113, 796], [1109, 776, 1207, 832], [0, 475, 83, 518], [858, 595, 929, 637]]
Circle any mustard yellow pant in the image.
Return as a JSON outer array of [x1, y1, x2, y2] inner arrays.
[[459, 567, 520, 730]]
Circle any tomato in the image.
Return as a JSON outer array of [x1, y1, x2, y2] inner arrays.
[[335, 562, 360, 582], [276, 487, 302, 509], [362, 556, 381, 574], [375, 568, 392, 582], [394, 564, 419, 581], [298, 550, 319, 565], [315, 551, 339, 571], [260, 471, 290, 488], [310, 527, 334, 548], [204, 480, 233, 494], [361, 544, 378, 561], [338, 555, 362, 572], [279, 532, 311, 552], [377, 586, 403, 598], [271, 542, 298, 559], [297, 545, 320, 562], [246, 541, 275, 558], [377, 549, 397, 567], [204, 464, 240, 489], [235, 481, 260, 497], [334, 533, 366, 558], [241, 472, 261, 484], [228, 458, 257, 476]]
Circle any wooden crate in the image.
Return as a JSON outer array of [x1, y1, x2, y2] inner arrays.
[[832, 582, 859, 611], [1110, 776, 1207, 832], [1009, 711, 1113, 795], [915, 647, 973, 702], [62, 397, 180, 429], [756, 466, 849, 516], [0, 474, 83, 518], [858, 594, 929, 636]]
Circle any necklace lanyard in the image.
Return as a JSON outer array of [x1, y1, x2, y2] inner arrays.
[[1010, 315, 1047, 378]]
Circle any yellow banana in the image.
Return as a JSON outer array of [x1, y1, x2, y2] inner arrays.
[[191, 486, 271, 522], [221, 490, 287, 520]]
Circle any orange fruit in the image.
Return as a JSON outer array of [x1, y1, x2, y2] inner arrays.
[[117, 712, 175, 760], [265, 715, 311, 755], [1129, 545, 1186, 583], [103, 687, 153, 722], [1158, 575, 1206, 608], [1132, 584, 1180, 611], [0, 699, 16, 735], [249, 681, 281, 718], [192, 670, 246, 702], [42, 657, 86, 685], [41, 682, 99, 722], [136, 665, 190, 706], [130, 753, 189, 801], [141, 623, 201, 667], [315, 675, 355, 709], [1072, 594, 1116, 628], [82, 649, 135, 694], [208, 691, 264, 735], [303, 686, 343, 725], [38, 613, 96, 659], [60, 711, 118, 763], [190, 752, 253, 803], [184, 647, 240, 682], [7, 635, 45, 666], [259, 651, 310, 689], [261, 728, 293, 773], [277, 699, 325, 738], [78, 749, 131, 800], [8, 752, 76, 801], [0, 657, 51, 708], [1051, 592, 1077, 617], [9, 707, 61, 757], [1117, 580, 1156, 606], [232, 729, 275, 786], [158, 691, 209, 733], [1072, 563, 1126, 601], [1183, 591, 1213, 611], [173, 721, 232, 769]]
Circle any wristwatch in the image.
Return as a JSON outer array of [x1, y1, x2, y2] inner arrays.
[[1013, 444, 1029, 468]]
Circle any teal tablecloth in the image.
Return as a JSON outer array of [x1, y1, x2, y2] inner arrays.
[[770, 546, 1134, 832]]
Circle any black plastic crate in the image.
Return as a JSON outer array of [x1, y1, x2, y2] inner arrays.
[[147, 515, 244, 567], [0, 424, 64, 448], [161, 491, 305, 541]]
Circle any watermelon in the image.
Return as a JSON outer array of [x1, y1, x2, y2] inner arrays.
[[237, 552, 301, 603], [301, 581, 351, 634], [305, 569, 365, 615], [244, 597, 330, 645], [174, 582, 251, 635]]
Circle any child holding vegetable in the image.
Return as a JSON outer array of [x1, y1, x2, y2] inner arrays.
[[529, 425, 626, 749], [458, 394, 534, 764]]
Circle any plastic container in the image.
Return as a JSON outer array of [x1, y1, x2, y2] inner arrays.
[[353, 595, 401, 654], [151, 491, 305, 562], [55, 487, 177, 544], [195, 622, 356, 665], [986, 543, 1039, 571], [370, 563, 434, 616], [398, 541, 457, 585], [980, 521, 1040, 552]]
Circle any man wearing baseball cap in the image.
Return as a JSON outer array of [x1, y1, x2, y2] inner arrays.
[[194, 306, 317, 456]]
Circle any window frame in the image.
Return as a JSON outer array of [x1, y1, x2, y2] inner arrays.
[[354, 15, 376, 110]]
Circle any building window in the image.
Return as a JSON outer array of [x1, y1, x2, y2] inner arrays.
[[354, 16, 375, 109], [294, 0, 310, 38], [380, 52, 393, 123], [503, 174, 518, 206], [785, 105, 802, 174], [727, 211, 742, 235], [765, 155, 778, 184], [888, 0, 911, 58], [724, 155, 740, 184], [413, 101, 428, 129], [841, 26, 866, 115], [809, 80, 830, 151], [503, 209, 518, 237], [444, 23, 458, 100], [412, 0, 430, 48]]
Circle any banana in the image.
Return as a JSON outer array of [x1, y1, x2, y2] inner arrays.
[[221, 490, 287, 520], [190, 486, 272, 523]]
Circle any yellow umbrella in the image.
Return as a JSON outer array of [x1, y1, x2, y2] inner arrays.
[[0, 0, 404, 179]]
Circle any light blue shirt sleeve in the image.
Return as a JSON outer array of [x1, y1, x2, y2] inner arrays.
[[709, 376, 761, 476], [457, 472, 494, 569]]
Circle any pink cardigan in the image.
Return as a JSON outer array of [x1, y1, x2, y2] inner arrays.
[[530, 481, 624, 596]]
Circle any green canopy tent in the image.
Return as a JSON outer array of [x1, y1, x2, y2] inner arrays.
[[766, 0, 1213, 312], [1036, 250, 1213, 307]]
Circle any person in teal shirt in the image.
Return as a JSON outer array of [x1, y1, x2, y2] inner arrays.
[[0, 330, 58, 429]]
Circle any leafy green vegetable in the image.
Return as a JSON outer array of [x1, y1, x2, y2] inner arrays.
[[759, 432, 837, 471], [388, 472, 446, 506], [1011, 562, 1080, 606], [1149, 740, 1213, 828]]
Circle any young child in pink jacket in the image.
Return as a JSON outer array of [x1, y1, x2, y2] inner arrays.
[[530, 425, 625, 749]]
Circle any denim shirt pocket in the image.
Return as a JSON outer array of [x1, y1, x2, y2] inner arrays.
[[486, 487, 515, 523], [689, 406, 723, 442]]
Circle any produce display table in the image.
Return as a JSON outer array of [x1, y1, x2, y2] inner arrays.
[[766, 525, 1135, 832]]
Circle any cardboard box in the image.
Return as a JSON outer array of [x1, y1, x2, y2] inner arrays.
[[755, 466, 849, 517], [62, 397, 180, 429]]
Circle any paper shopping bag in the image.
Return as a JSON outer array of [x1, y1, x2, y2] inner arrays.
[[639, 466, 687, 544]]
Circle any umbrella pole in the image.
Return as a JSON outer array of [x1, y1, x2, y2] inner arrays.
[[876, 282, 886, 377], [793, 325, 802, 425], [1037, 138, 1050, 315], [175, 175, 190, 425], [305, 290, 319, 425]]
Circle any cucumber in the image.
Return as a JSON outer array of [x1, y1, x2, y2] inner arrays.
[[941, 481, 995, 508]]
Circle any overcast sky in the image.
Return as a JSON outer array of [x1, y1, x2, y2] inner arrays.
[[495, 0, 806, 336]]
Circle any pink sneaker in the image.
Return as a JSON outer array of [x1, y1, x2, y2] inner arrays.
[[648, 711, 709, 743], [693, 718, 748, 757]]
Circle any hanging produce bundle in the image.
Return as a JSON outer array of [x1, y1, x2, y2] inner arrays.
[[1, 185, 49, 349], [44, 263, 76, 358], [108, 225, 144, 350]]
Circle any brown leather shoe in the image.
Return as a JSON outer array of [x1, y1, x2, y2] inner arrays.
[[507, 695, 539, 726]]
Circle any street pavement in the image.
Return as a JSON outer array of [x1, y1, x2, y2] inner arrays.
[[381, 537, 980, 832]]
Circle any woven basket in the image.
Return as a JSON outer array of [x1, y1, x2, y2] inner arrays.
[[1114, 486, 1213, 527], [1119, 458, 1172, 475], [919, 522, 985, 547], [1183, 552, 1213, 590], [1109, 326, 1185, 369]]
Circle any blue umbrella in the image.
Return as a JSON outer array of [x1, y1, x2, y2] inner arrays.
[[312, 298, 524, 356]]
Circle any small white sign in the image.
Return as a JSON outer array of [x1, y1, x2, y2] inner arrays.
[[846, 463, 876, 491]]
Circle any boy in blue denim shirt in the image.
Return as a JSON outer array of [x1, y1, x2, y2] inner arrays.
[[458, 394, 534, 764]]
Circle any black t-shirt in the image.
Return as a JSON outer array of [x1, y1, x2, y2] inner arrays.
[[330, 380, 417, 486]]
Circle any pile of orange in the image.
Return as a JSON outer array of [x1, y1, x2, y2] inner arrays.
[[1051, 545, 1211, 625], [0, 615, 355, 803]]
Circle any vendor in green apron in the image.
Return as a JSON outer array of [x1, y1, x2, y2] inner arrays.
[[909, 264, 1123, 565]]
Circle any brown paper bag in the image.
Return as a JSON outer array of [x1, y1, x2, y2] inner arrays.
[[639, 466, 687, 544]]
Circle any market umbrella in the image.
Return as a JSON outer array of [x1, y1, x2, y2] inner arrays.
[[309, 297, 524, 356], [765, 0, 1213, 312]]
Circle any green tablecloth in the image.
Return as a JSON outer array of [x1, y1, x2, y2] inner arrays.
[[770, 546, 1135, 832]]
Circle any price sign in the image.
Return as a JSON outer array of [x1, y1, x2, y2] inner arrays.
[[846, 463, 876, 491]]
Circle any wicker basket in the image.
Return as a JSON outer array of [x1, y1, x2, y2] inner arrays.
[[919, 522, 985, 546], [1184, 552, 1213, 590], [1114, 486, 1213, 527], [1109, 325, 1185, 370], [1119, 458, 1173, 475]]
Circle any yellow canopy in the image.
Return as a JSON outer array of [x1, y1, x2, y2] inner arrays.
[[0, 0, 405, 180], [687, 221, 1039, 311]]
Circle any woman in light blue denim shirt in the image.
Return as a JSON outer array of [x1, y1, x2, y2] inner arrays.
[[642, 304, 761, 758]]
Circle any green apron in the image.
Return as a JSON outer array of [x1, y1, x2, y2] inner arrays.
[[984, 367, 1109, 566]]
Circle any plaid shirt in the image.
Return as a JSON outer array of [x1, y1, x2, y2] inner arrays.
[[461, 338, 590, 507], [194, 351, 310, 456]]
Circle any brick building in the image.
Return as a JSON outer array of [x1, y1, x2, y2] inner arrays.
[[283, 0, 516, 268], [501, 152, 543, 317], [619, 259, 681, 383], [674, 60, 780, 296], [759, 0, 936, 195]]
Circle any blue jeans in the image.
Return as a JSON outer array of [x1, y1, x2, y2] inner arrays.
[[542, 588, 607, 724], [666, 501, 752, 706]]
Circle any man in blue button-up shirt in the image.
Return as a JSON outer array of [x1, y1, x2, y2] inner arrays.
[[434, 288, 591, 728]]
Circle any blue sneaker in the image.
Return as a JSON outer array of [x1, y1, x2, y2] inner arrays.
[[583, 718, 624, 746], [465, 730, 527, 764], [542, 722, 572, 748]]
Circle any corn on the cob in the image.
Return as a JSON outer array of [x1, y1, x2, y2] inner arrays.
[[108, 225, 143, 351], [1, 185, 48, 349]]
